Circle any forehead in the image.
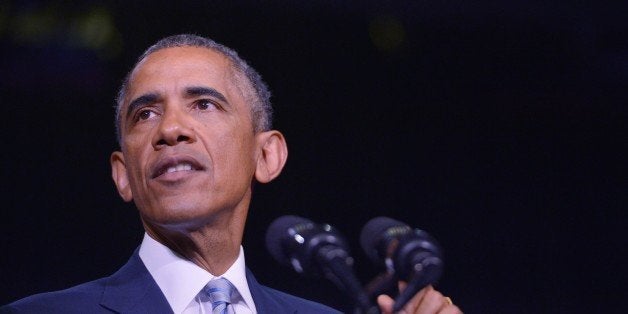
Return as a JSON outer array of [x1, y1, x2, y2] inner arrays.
[[124, 46, 236, 107]]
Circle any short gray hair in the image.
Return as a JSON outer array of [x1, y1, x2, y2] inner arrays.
[[114, 34, 272, 144]]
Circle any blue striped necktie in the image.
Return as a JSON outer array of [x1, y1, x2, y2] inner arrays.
[[204, 278, 236, 314]]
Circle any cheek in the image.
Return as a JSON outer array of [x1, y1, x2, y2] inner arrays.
[[211, 131, 257, 173], [122, 145, 150, 185]]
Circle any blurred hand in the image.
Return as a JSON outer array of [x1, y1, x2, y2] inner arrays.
[[377, 283, 462, 314]]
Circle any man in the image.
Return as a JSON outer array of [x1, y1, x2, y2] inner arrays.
[[2, 34, 461, 314]]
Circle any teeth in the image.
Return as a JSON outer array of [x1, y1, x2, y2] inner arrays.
[[166, 163, 193, 173]]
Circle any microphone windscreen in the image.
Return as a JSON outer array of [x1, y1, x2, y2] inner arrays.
[[359, 216, 410, 263], [265, 215, 311, 265]]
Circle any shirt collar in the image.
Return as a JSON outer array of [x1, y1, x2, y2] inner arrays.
[[138, 233, 256, 314]]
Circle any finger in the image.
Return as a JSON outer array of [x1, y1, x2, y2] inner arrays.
[[397, 280, 407, 292], [399, 285, 432, 313], [415, 288, 444, 314], [377, 294, 395, 314], [440, 304, 463, 314]]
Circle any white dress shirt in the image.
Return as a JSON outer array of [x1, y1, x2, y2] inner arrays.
[[139, 233, 257, 314]]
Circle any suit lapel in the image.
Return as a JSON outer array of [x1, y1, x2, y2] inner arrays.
[[246, 268, 298, 314], [100, 248, 173, 314]]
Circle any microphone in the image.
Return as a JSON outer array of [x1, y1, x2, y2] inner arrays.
[[360, 216, 444, 312], [265, 215, 376, 314]]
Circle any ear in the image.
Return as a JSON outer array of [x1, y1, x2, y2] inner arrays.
[[110, 151, 133, 202], [254, 130, 288, 183]]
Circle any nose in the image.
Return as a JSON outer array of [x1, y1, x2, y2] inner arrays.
[[152, 107, 196, 149]]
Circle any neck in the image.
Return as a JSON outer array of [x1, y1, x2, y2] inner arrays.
[[143, 208, 248, 276]]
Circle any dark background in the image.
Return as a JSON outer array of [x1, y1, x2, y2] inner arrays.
[[1, 1, 626, 313]]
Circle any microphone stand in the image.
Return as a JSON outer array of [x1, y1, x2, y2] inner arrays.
[[317, 245, 379, 314]]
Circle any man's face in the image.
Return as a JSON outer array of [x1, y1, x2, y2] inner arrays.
[[112, 46, 261, 231]]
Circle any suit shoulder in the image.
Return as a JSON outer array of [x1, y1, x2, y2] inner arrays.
[[1, 278, 109, 314], [256, 284, 342, 314]]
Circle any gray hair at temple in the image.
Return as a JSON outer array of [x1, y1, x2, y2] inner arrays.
[[114, 34, 273, 144]]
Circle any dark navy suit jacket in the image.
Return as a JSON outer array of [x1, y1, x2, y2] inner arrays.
[[1, 249, 341, 314]]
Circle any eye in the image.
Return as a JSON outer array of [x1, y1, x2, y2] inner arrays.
[[194, 99, 218, 111], [136, 108, 157, 121]]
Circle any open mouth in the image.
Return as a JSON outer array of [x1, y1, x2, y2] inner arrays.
[[165, 163, 194, 173], [151, 157, 204, 179]]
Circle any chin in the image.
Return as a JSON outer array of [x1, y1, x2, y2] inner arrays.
[[141, 202, 222, 232]]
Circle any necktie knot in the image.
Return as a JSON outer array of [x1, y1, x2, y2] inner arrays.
[[204, 278, 236, 314]]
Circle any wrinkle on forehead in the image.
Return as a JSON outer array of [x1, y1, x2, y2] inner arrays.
[[121, 47, 257, 135], [124, 47, 229, 105]]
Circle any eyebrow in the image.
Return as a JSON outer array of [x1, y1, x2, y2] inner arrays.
[[125, 86, 228, 119], [126, 93, 160, 119], [185, 86, 228, 103]]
